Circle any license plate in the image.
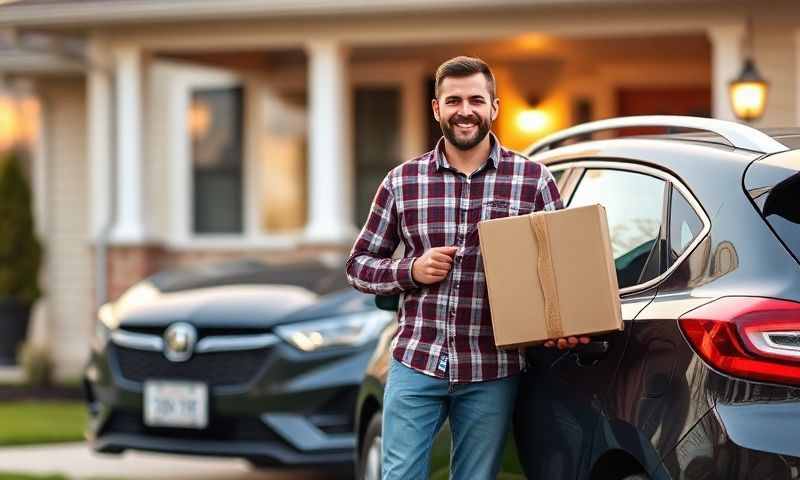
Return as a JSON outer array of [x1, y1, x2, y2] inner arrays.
[[144, 381, 208, 429]]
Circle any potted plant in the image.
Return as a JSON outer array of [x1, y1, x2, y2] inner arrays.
[[0, 150, 43, 365]]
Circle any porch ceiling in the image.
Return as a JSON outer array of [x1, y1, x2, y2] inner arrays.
[[157, 33, 709, 73]]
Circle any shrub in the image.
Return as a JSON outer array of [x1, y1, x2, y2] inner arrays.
[[16, 342, 53, 388], [0, 150, 43, 305]]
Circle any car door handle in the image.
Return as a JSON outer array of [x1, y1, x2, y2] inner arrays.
[[574, 340, 610, 366]]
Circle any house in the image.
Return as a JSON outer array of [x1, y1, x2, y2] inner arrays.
[[0, 0, 797, 377]]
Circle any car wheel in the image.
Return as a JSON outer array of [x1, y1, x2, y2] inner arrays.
[[359, 413, 382, 480]]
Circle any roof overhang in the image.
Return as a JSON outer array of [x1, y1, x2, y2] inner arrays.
[[0, 0, 660, 28]]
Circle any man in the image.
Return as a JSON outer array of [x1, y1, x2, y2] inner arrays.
[[346, 56, 588, 480]]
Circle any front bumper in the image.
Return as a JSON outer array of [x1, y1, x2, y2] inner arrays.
[[84, 338, 375, 468]]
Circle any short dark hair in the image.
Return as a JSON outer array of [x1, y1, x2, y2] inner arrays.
[[434, 56, 496, 100]]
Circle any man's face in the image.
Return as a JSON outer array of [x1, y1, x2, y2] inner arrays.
[[432, 73, 499, 151]]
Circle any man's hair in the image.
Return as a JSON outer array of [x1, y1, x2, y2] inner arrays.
[[434, 56, 496, 100]]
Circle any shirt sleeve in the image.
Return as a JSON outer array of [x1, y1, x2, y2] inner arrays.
[[535, 165, 564, 212], [345, 173, 418, 295]]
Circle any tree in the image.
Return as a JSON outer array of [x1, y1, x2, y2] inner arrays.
[[0, 150, 42, 305]]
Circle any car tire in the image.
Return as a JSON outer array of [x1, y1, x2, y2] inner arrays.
[[359, 413, 382, 480]]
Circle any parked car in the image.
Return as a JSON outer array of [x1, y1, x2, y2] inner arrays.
[[84, 258, 393, 473], [354, 116, 800, 480]]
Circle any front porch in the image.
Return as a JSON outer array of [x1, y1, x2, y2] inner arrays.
[[6, 1, 800, 376]]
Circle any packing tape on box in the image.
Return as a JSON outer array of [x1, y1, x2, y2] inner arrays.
[[529, 214, 564, 339]]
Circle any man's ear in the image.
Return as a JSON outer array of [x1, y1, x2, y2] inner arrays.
[[491, 97, 500, 122], [432, 98, 440, 122]]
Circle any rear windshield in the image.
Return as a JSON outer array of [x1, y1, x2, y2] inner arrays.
[[746, 152, 800, 262], [762, 173, 800, 261]]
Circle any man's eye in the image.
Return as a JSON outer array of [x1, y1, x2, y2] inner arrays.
[[446, 99, 458, 105]]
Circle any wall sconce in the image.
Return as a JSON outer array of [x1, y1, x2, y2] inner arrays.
[[729, 16, 769, 123], [517, 96, 550, 134], [729, 58, 768, 123]]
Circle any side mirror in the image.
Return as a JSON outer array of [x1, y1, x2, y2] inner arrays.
[[374, 295, 399, 311]]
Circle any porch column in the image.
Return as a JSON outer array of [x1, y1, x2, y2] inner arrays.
[[304, 39, 356, 243], [707, 25, 746, 121], [109, 44, 146, 243], [87, 40, 113, 240]]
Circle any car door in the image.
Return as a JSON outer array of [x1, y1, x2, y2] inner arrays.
[[514, 162, 666, 480]]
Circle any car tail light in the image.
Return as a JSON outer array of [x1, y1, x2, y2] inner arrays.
[[679, 296, 800, 386]]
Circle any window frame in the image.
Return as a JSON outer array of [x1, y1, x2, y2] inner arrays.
[[546, 159, 710, 296]]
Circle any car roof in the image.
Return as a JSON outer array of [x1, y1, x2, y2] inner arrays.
[[526, 116, 797, 159]]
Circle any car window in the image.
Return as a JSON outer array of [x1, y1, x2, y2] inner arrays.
[[669, 187, 703, 264], [569, 168, 666, 289], [551, 168, 566, 186]]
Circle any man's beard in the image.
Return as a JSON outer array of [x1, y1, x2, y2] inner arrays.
[[440, 113, 491, 151]]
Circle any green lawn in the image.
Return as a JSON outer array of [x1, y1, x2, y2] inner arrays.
[[0, 401, 86, 446]]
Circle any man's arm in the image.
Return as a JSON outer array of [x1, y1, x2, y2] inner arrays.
[[345, 174, 418, 295], [535, 166, 564, 212]]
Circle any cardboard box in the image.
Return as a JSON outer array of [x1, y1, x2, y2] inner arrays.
[[478, 204, 622, 348]]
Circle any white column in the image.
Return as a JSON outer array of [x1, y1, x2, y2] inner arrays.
[[87, 40, 113, 240], [708, 25, 746, 121], [109, 44, 147, 244], [304, 39, 356, 243]]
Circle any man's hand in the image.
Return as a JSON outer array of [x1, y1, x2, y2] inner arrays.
[[412, 246, 458, 285], [543, 336, 591, 350]]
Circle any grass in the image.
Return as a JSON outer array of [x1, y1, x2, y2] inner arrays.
[[0, 401, 86, 446]]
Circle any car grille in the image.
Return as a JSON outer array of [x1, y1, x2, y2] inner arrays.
[[111, 344, 270, 387], [104, 410, 284, 443]]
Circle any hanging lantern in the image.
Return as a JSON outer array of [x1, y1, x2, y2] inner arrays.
[[729, 57, 769, 123]]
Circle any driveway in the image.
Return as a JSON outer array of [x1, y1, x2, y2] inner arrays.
[[0, 442, 347, 480]]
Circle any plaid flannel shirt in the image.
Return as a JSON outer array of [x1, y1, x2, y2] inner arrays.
[[346, 134, 563, 383]]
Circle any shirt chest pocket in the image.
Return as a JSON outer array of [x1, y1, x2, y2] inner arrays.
[[479, 200, 519, 221]]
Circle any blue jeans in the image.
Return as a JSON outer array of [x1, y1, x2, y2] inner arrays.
[[382, 358, 520, 480]]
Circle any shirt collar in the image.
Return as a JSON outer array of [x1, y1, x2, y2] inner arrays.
[[432, 132, 502, 172]]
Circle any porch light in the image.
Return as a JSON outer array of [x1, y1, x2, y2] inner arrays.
[[729, 58, 768, 122], [729, 15, 769, 123], [517, 96, 549, 134]]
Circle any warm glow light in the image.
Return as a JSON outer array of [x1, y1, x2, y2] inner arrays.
[[187, 100, 212, 140], [0, 96, 20, 151], [517, 109, 550, 133], [730, 81, 767, 122], [514, 33, 551, 51], [728, 58, 769, 122]]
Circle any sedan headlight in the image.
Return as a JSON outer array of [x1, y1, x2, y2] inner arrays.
[[275, 310, 395, 352], [92, 303, 115, 352]]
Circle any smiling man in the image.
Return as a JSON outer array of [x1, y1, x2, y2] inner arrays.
[[346, 56, 586, 479]]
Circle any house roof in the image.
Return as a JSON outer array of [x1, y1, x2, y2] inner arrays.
[[0, 0, 671, 28]]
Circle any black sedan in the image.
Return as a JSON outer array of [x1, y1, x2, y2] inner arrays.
[[354, 116, 800, 480], [83, 259, 392, 473]]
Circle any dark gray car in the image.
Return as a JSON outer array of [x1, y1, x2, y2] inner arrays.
[[84, 259, 391, 473]]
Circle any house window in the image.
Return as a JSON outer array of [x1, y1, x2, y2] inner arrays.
[[189, 87, 244, 234], [257, 89, 308, 233], [354, 87, 401, 225]]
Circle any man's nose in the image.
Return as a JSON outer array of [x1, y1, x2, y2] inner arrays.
[[458, 101, 473, 117]]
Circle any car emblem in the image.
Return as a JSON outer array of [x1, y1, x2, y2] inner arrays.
[[163, 322, 197, 362]]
